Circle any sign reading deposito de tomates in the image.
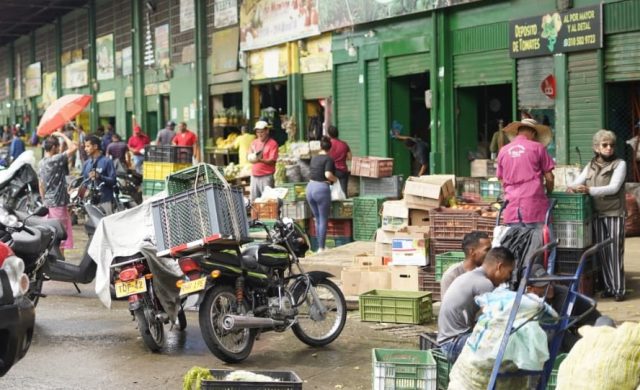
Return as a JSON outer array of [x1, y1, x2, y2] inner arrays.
[[509, 4, 602, 58]]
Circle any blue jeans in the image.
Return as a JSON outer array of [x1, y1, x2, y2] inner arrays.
[[306, 181, 331, 249], [132, 154, 144, 174], [440, 331, 471, 364]]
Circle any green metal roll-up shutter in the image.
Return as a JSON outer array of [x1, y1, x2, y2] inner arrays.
[[366, 61, 384, 156], [604, 32, 640, 82], [453, 49, 512, 87], [302, 72, 332, 100], [517, 56, 554, 109], [146, 95, 158, 111], [568, 51, 601, 164], [387, 52, 429, 77], [336, 63, 362, 155]]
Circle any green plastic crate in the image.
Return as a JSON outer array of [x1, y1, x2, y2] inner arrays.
[[549, 193, 593, 222], [372, 348, 437, 390], [435, 252, 465, 281], [165, 164, 225, 196], [330, 199, 354, 219], [546, 353, 568, 390], [142, 179, 165, 196], [432, 349, 452, 390], [360, 290, 432, 325], [353, 197, 386, 241], [279, 182, 307, 202]]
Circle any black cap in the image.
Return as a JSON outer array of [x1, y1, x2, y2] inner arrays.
[[166, 121, 176, 127], [530, 264, 549, 287]]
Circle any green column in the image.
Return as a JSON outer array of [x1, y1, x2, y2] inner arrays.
[[359, 59, 368, 155], [132, 0, 147, 132], [195, 0, 209, 156], [88, 0, 99, 132], [288, 73, 303, 141], [554, 53, 568, 165], [55, 18, 63, 99], [380, 58, 389, 157], [8, 42, 15, 125], [432, 11, 454, 174]]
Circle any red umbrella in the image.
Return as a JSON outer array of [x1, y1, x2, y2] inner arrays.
[[37, 94, 92, 137]]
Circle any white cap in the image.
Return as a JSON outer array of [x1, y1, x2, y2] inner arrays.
[[254, 120, 269, 130]]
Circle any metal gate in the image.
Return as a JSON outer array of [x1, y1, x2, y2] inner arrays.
[[335, 63, 362, 155], [454, 49, 512, 87], [517, 56, 555, 110], [302, 72, 332, 100], [387, 53, 429, 77]]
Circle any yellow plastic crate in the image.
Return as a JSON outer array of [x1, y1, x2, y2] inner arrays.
[[143, 162, 191, 181]]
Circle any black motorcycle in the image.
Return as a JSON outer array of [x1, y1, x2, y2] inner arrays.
[[170, 211, 347, 363], [0, 150, 43, 213]]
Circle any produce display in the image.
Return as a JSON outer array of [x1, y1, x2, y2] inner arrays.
[[215, 132, 238, 149], [223, 162, 251, 180]]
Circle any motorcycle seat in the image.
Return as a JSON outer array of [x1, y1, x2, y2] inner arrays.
[[241, 245, 289, 269], [15, 211, 67, 241], [11, 227, 50, 259]]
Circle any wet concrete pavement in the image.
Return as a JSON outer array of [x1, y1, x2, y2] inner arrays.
[[2, 223, 638, 389]]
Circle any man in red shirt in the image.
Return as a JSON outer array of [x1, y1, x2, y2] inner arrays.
[[127, 125, 150, 174], [327, 125, 351, 196], [172, 122, 200, 163], [249, 120, 279, 201]]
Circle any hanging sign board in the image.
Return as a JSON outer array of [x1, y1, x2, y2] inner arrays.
[[509, 4, 602, 58]]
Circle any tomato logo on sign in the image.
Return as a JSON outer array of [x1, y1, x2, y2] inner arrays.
[[541, 74, 556, 99]]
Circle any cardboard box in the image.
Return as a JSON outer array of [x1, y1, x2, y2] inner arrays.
[[351, 157, 394, 178], [353, 253, 383, 267], [409, 208, 430, 226], [391, 237, 428, 266], [376, 225, 429, 244], [375, 228, 395, 244], [471, 159, 496, 177], [403, 175, 456, 210], [381, 200, 409, 231], [340, 265, 391, 296], [391, 265, 422, 291]]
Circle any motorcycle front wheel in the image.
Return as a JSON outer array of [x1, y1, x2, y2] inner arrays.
[[291, 278, 347, 347], [134, 306, 165, 352], [198, 285, 255, 363]]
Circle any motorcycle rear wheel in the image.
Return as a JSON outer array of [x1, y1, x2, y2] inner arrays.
[[134, 306, 165, 352], [198, 285, 255, 363], [291, 278, 346, 347]]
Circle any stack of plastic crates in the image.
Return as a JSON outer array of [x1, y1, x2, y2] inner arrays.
[[151, 164, 248, 254], [307, 218, 353, 251], [353, 196, 386, 241], [549, 193, 595, 296], [480, 180, 502, 202], [359, 175, 404, 199], [435, 252, 465, 281], [419, 332, 452, 390], [142, 145, 193, 196]]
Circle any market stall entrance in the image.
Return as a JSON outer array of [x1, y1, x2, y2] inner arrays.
[[251, 79, 288, 146], [455, 84, 512, 177], [388, 72, 430, 178]]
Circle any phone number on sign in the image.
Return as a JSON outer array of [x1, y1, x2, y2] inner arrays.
[[563, 34, 597, 47]]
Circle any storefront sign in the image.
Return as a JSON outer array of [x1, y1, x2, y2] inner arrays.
[[240, 0, 320, 51], [214, 0, 238, 28], [25, 62, 42, 98], [155, 24, 170, 68], [144, 83, 158, 96], [180, 0, 195, 32], [299, 34, 332, 74], [64, 60, 89, 89], [509, 5, 602, 58], [42, 72, 57, 107], [97, 90, 116, 103], [96, 34, 115, 80], [247, 45, 288, 80], [212, 27, 239, 75], [319, 0, 481, 31]]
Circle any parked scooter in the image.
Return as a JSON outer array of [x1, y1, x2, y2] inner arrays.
[[0, 150, 43, 213]]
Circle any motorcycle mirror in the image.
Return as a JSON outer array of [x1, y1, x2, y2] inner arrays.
[[32, 206, 49, 217]]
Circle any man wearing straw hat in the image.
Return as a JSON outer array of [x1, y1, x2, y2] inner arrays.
[[497, 118, 555, 225]]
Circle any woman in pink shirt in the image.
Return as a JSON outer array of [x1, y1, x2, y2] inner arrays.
[[327, 126, 351, 196]]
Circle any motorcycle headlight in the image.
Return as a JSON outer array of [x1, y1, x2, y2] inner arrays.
[[0, 207, 20, 228]]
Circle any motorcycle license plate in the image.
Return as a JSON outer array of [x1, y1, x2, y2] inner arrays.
[[179, 277, 207, 296], [115, 277, 147, 298]]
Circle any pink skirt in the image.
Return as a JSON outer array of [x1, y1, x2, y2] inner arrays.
[[47, 206, 74, 250]]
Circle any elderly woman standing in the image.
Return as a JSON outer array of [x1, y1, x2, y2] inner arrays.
[[569, 129, 626, 301]]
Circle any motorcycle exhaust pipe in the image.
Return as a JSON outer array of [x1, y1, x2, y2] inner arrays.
[[221, 314, 285, 331]]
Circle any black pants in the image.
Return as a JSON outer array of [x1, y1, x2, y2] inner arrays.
[[335, 170, 349, 198]]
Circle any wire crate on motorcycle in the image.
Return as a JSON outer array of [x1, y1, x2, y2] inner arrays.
[[152, 164, 248, 255]]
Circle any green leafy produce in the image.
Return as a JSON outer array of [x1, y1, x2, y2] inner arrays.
[[183, 367, 214, 390]]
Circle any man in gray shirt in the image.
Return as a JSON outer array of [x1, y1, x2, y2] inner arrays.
[[156, 120, 176, 146], [440, 231, 491, 297], [437, 247, 515, 363]]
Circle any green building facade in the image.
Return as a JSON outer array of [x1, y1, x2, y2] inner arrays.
[[1, 0, 639, 177]]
